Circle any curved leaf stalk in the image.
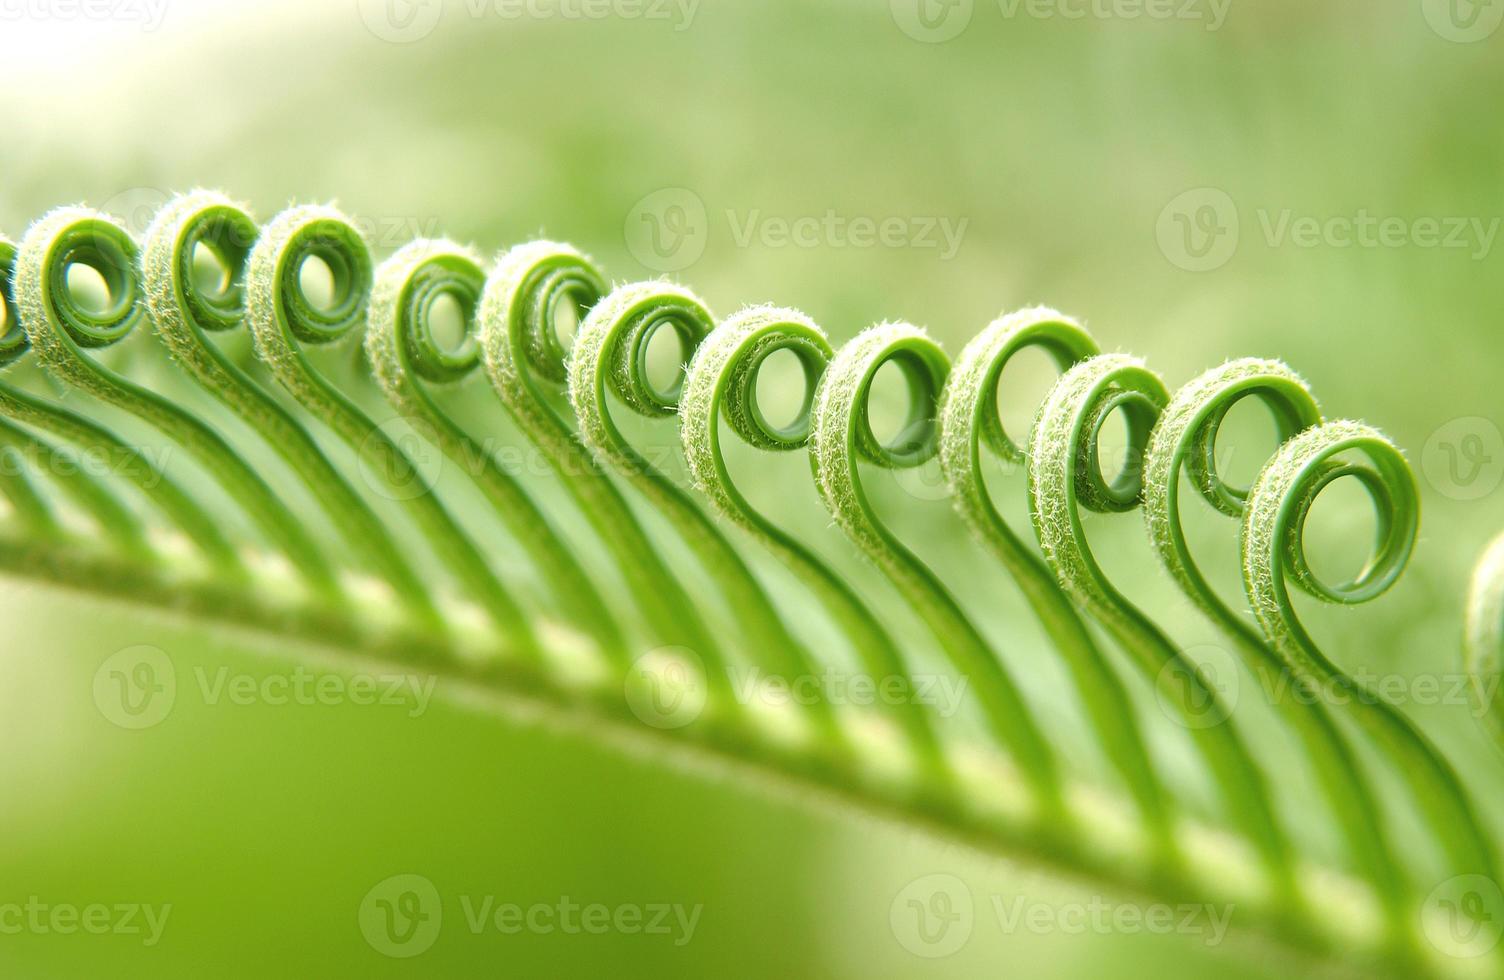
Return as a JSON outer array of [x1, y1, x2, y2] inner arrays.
[[477, 243, 727, 669], [0, 194, 1484, 978], [1142, 359, 1411, 950], [1464, 531, 1504, 749], [937, 308, 1179, 874], [1027, 353, 1298, 914], [14, 207, 343, 603], [141, 190, 444, 633], [367, 237, 630, 667], [1242, 420, 1501, 947], [0, 235, 245, 577], [570, 282, 848, 765], [808, 321, 1067, 835], [245, 205, 540, 663], [681, 304, 952, 798], [0, 418, 148, 557]]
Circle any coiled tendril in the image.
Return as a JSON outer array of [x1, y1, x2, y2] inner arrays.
[[1140, 359, 1409, 938], [0, 239, 27, 366], [680, 305, 949, 794], [570, 282, 846, 758], [1242, 421, 1498, 898], [367, 238, 626, 663], [0, 237, 145, 552], [937, 309, 1174, 869], [0, 234, 240, 575], [245, 206, 537, 661], [1465, 531, 1504, 748], [15, 209, 324, 589], [1028, 353, 1296, 909], [142, 191, 442, 630], [477, 242, 725, 665], [808, 322, 1064, 829]]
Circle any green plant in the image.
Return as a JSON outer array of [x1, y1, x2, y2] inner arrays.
[[0, 194, 1494, 978]]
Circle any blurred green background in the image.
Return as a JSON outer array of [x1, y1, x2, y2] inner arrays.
[[2, 0, 1503, 975]]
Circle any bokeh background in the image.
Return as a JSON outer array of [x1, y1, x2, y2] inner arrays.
[[2, 0, 1503, 976]]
